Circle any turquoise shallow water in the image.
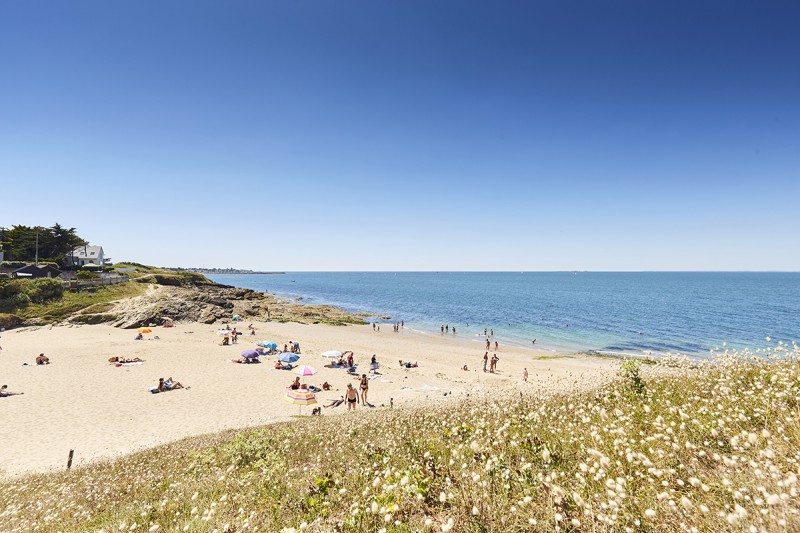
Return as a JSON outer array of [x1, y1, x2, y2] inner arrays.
[[207, 272, 800, 358]]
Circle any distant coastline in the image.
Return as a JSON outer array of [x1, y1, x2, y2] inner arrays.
[[166, 267, 285, 275]]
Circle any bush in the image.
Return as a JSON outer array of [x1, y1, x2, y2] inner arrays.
[[0, 313, 23, 328], [76, 270, 100, 280], [0, 280, 24, 299], [619, 359, 645, 394], [0, 261, 60, 269], [0, 292, 31, 311], [24, 278, 64, 303]]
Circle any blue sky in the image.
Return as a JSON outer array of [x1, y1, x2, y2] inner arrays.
[[1, 1, 798, 270]]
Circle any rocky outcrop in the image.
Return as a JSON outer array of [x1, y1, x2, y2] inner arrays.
[[69, 283, 367, 329]]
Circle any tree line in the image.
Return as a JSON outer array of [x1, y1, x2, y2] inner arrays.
[[0, 224, 87, 266]]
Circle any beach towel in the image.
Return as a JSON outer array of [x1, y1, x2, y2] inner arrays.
[[115, 362, 143, 367]]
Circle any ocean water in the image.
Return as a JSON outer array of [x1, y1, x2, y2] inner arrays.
[[207, 272, 800, 358]]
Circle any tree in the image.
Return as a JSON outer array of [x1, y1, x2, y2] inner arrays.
[[4, 224, 87, 265]]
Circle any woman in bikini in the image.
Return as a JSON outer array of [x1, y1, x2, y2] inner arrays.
[[359, 374, 369, 404]]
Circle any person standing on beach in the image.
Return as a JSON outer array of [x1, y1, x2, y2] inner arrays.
[[345, 383, 359, 410], [491, 353, 499, 373], [441, 325, 444, 334], [523, 368, 528, 382], [360, 374, 369, 405], [490, 328, 494, 337], [452, 326, 456, 335], [483, 352, 488, 372], [485, 338, 490, 350], [494, 341, 499, 351], [532, 339, 536, 346]]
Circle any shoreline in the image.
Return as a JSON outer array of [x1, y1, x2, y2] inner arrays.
[[0, 319, 632, 479]]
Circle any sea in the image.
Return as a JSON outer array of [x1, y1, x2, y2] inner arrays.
[[206, 272, 799, 359]]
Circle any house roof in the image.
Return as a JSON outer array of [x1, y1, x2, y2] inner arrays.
[[72, 246, 104, 258], [13, 265, 62, 276]]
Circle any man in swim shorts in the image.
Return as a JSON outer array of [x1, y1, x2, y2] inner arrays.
[[345, 383, 359, 410]]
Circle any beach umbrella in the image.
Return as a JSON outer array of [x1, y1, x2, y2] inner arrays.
[[137, 327, 153, 334], [278, 352, 300, 363], [320, 350, 342, 359], [259, 341, 278, 350], [241, 349, 260, 359], [232, 314, 241, 321], [293, 365, 317, 376], [285, 388, 317, 415]]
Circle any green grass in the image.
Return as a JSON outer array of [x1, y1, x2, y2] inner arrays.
[[14, 282, 147, 323], [532, 355, 574, 361], [2, 345, 799, 532]]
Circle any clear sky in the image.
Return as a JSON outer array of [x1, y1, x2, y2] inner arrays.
[[1, 1, 798, 271]]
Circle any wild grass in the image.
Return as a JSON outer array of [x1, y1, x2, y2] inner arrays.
[[1, 343, 799, 532], [13, 282, 147, 323]]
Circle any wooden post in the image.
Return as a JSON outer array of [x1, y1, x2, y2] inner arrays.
[[67, 449, 74, 470]]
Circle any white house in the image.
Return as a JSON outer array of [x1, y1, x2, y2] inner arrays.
[[70, 245, 109, 267]]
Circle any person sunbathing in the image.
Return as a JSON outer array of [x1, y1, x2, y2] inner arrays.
[[322, 381, 332, 391], [0, 384, 23, 397], [324, 396, 345, 408], [109, 356, 144, 364], [165, 377, 185, 390], [157, 377, 185, 392], [290, 377, 301, 390], [35, 353, 50, 365], [275, 360, 283, 369]]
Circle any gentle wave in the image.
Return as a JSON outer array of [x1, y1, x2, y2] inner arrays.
[[208, 272, 800, 359]]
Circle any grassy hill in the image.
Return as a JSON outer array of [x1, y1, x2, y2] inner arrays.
[[0, 264, 214, 328], [1, 347, 798, 532]]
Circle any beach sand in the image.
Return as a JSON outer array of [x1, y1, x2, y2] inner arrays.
[[0, 321, 621, 478]]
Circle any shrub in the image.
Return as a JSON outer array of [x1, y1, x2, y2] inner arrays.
[[24, 278, 64, 303], [0, 313, 22, 329], [0, 292, 31, 311], [619, 359, 645, 393], [76, 270, 100, 280]]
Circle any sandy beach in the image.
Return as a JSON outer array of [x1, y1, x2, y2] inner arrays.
[[0, 320, 622, 478]]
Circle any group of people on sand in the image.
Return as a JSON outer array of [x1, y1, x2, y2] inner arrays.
[[283, 341, 300, 354], [482, 351, 499, 372], [341, 376, 369, 410]]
